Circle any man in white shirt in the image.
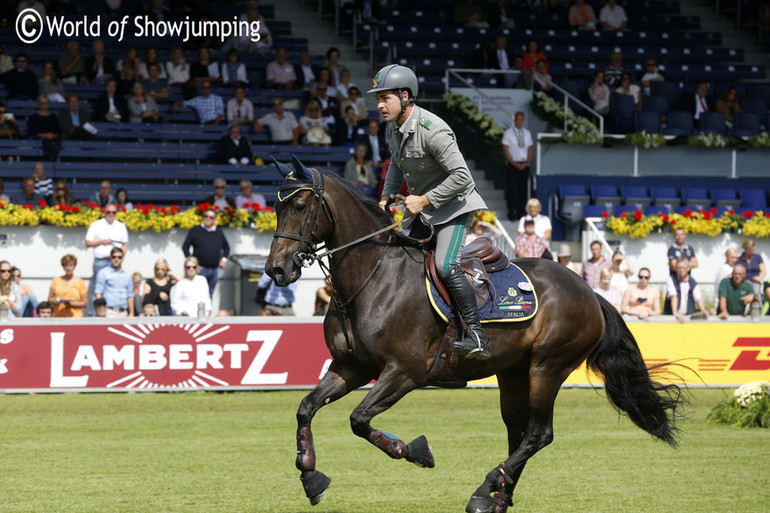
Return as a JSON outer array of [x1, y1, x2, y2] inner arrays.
[[226, 86, 255, 127], [85, 203, 128, 315], [501, 111, 533, 221], [690, 80, 710, 127], [255, 97, 300, 145], [599, 0, 628, 30], [665, 258, 708, 323], [266, 47, 296, 89]]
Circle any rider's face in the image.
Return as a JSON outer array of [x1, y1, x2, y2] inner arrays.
[[375, 90, 405, 123]]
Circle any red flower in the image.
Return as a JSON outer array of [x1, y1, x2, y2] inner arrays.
[[264, 206, 274, 213], [170, 205, 180, 213], [711, 207, 718, 214], [662, 214, 669, 222], [703, 211, 712, 220], [620, 212, 627, 219], [742, 210, 754, 220], [670, 219, 676, 226], [633, 209, 642, 221], [601, 211, 609, 218], [682, 209, 693, 218], [212, 205, 220, 211], [197, 203, 207, 212], [37, 199, 47, 208], [23, 204, 34, 210], [727, 209, 735, 216], [142, 206, 151, 215], [73, 206, 80, 213], [90, 202, 99, 209]]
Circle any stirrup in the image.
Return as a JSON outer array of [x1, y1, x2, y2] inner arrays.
[[451, 329, 491, 360]]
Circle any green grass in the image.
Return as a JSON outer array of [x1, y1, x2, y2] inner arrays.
[[0, 388, 768, 512]]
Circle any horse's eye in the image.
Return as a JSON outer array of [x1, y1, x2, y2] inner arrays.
[[293, 202, 306, 215]]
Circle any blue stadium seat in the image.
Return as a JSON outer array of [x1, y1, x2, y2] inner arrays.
[[731, 112, 761, 137], [746, 83, 770, 105], [711, 188, 742, 209], [634, 111, 661, 133], [741, 97, 766, 117], [650, 81, 682, 110], [610, 95, 636, 134], [622, 186, 652, 209], [740, 189, 768, 210], [583, 204, 612, 219], [642, 95, 669, 124], [643, 206, 666, 216], [560, 185, 590, 225], [591, 185, 621, 210], [681, 187, 711, 209], [662, 111, 693, 136], [698, 112, 727, 135], [651, 187, 681, 211]]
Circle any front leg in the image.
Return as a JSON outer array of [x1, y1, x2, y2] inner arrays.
[[296, 359, 369, 505]]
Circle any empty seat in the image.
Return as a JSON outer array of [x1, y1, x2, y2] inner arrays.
[[698, 112, 727, 135], [651, 81, 682, 109], [610, 95, 636, 134], [583, 204, 612, 218], [740, 189, 767, 210], [560, 185, 590, 225], [746, 83, 770, 104], [643, 205, 666, 216], [591, 185, 621, 209], [634, 111, 661, 133], [642, 95, 669, 124], [711, 188, 742, 209], [622, 186, 651, 208], [662, 111, 693, 136], [681, 187, 711, 209], [651, 186, 681, 211], [731, 112, 761, 137], [741, 97, 766, 117]]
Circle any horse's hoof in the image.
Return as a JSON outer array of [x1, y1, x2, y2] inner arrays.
[[406, 435, 435, 468], [300, 470, 331, 506], [466, 494, 496, 513]]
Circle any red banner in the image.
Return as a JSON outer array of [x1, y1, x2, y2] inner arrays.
[[0, 321, 331, 392]]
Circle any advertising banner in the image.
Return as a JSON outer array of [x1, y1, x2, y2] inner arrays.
[[0, 320, 767, 392]]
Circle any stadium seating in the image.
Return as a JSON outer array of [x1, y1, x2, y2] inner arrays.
[[591, 185, 622, 210], [711, 188, 742, 209], [731, 112, 761, 137], [697, 112, 728, 135], [622, 186, 652, 209], [634, 111, 661, 133], [651, 187, 682, 212], [559, 185, 590, 226], [740, 189, 768, 210], [662, 111, 694, 135], [681, 187, 711, 209]]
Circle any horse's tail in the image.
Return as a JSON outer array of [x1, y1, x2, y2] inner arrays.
[[586, 294, 687, 447]]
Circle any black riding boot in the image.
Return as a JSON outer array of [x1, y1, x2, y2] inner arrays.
[[444, 265, 491, 360]]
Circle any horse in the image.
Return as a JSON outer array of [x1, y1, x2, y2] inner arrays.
[[265, 157, 686, 513]]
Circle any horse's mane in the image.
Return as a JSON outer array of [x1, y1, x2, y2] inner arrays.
[[321, 169, 393, 229]]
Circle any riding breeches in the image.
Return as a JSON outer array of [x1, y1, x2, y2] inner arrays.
[[434, 213, 473, 278]]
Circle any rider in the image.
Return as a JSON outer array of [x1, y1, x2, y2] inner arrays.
[[369, 64, 491, 360]]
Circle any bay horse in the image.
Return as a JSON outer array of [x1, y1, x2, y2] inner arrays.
[[265, 157, 685, 513]]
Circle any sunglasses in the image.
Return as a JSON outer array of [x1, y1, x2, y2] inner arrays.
[[111, 255, 123, 260], [185, 265, 197, 269], [55, 187, 66, 191], [638, 275, 650, 280], [204, 215, 216, 220], [214, 185, 225, 189], [105, 210, 117, 214], [0, 269, 11, 273]]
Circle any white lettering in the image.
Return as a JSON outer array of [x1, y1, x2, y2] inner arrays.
[[241, 330, 288, 385], [196, 344, 224, 369], [71, 345, 101, 371], [139, 345, 167, 370], [45, 16, 100, 37], [103, 345, 134, 371], [169, 344, 193, 370], [224, 344, 248, 369], [0, 328, 13, 344], [50, 333, 88, 387], [0, 358, 7, 374]]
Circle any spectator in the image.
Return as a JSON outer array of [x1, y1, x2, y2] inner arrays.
[[613, 72, 641, 109], [325, 47, 343, 87], [582, 240, 611, 289], [469, 37, 496, 70], [0, 102, 20, 139], [522, 39, 548, 74], [11, 266, 37, 317], [191, 47, 221, 87], [85, 202, 128, 315], [255, 97, 300, 145], [235, 180, 267, 210], [266, 47, 296, 90], [223, 6, 271, 53], [604, 52, 625, 89], [588, 70, 611, 115], [0, 178, 10, 203], [682, 80, 710, 128], [217, 124, 252, 166], [714, 86, 743, 129], [492, 35, 517, 88], [569, 0, 597, 30], [313, 82, 340, 118], [0, 260, 22, 318], [85, 40, 116, 83], [599, 0, 628, 30], [738, 239, 766, 301], [142, 62, 170, 101], [714, 247, 738, 301], [115, 188, 133, 210], [515, 219, 549, 258], [294, 50, 316, 90], [89, 180, 118, 208], [116, 46, 141, 80], [489, 0, 515, 28], [667, 227, 698, 275], [128, 81, 160, 123], [465, 217, 501, 244], [556, 244, 580, 274], [36, 301, 54, 318], [58, 41, 86, 83], [639, 58, 665, 96], [147, 0, 171, 22], [202, 178, 236, 209], [32, 161, 53, 198], [609, 249, 633, 299], [517, 198, 552, 241], [11, 177, 45, 206], [94, 78, 128, 122], [139, 47, 167, 80], [501, 111, 533, 221], [142, 258, 178, 316], [166, 47, 190, 86], [340, 87, 367, 122], [533, 60, 554, 94], [335, 69, 357, 100], [594, 268, 621, 312], [256, 272, 296, 315], [174, 81, 225, 124], [336, 105, 362, 146], [131, 272, 144, 316], [222, 49, 248, 86], [227, 86, 255, 126], [48, 254, 88, 317], [355, 0, 382, 23], [359, 119, 388, 164], [0, 43, 12, 74], [94, 247, 134, 318], [0, 53, 38, 100], [117, 64, 140, 100], [664, 258, 708, 322], [299, 100, 334, 146], [93, 297, 108, 317], [453, 0, 490, 27], [28, 96, 61, 160], [717, 263, 756, 318], [59, 94, 96, 140], [182, 207, 231, 296], [621, 267, 661, 321], [344, 142, 379, 198], [38, 61, 66, 103], [315, 276, 333, 316], [52, 180, 72, 206], [170, 256, 212, 316]]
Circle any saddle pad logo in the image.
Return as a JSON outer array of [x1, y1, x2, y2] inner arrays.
[[507, 287, 517, 297]]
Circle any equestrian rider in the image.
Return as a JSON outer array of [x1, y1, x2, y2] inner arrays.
[[369, 64, 491, 360]]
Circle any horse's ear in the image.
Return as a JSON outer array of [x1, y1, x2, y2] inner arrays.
[[291, 154, 312, 182], [272, 157, 294, 179]]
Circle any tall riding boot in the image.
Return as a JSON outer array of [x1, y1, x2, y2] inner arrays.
[[444, 265, 491, 360]]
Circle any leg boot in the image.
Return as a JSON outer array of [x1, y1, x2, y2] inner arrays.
[[444, 265, 491, 360]]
